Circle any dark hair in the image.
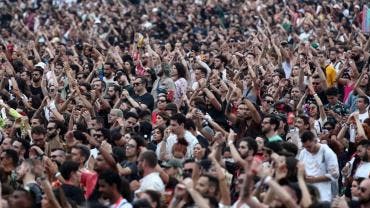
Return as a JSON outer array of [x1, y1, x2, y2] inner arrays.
[[296, 114, 310, 126], [131, 134, 146, 149], [170, 113, 186, 126], [200, 174, 219, 195], [139, 150, 158, 168], [281, 142, 299, 156], [143, 190, 161, 208], [31, 126, 46, 135], [183, 158, 195, 166], [195, 66, 208, 77], [4, 149, 19, 166], [329, 47, 338, 53], [79, 82, 92, 91], [132, 199, 152, 208], [326, 87, 338, 96], [215, 55, 227, 65], [14, 138, 30, 151], [60, 160, 80, 180], [136, 76, 148, 87], [110, 129, 122, 141], [173, 62, 187, 79], [264, 115, 280, 131], [184, 118, 196, 131], [109, 84, 122, 94], [237, 137, 258, 156], [99, 170, 122, 191], [124, 111, 139, 120], [358, 95, 370, 106], [72, 144, 90, 164], [93, 79, 106, 91], [301, 131, 316, 143]]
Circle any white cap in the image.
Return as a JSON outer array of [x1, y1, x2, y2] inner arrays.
[[35, 62, 46, 70]]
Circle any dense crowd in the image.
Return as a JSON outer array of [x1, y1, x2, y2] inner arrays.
[[0, 0, 370, 207]]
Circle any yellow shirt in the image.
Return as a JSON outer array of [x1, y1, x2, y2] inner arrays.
[[325, 64, 336, 87]]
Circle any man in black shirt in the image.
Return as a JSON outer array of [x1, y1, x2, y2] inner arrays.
[[124, 76, 154, 111], [30, 67, 44, 99], [59, 160, 86, 206]]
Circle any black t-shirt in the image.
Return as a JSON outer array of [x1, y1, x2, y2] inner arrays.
[[61, 184, 85, 205], [132, 92, 154, 111], [29, 85, 44, 99], [26, 183, 43, 208], [120, 160, 140, 182]]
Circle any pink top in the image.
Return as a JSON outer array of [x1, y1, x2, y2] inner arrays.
[[343, 83, 355, 103]]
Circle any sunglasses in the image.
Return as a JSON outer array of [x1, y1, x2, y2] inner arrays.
[[158, 99, 166, 103], [265, 100, 274, 104], [132, 82, 141, 86]]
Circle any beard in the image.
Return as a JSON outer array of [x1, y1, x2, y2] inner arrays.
[[32, 77, 41, 82], [362, 153, 369, 162], [109, 94, 116, 100], [47, 132, 58, 139], [359, 197, 370, 204]]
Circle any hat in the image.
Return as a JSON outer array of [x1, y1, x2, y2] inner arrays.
[[161, 159, 182, 168], [35, 62, 46, 70]]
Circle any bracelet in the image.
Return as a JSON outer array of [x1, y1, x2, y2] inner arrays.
[[313, 93, 318, 97]]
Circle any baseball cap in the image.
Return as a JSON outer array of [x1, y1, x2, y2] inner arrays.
[[161, 159, 182, 169], [35, 62, 46, 70]]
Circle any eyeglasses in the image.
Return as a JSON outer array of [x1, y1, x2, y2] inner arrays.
[[312, 82, 320, 85]]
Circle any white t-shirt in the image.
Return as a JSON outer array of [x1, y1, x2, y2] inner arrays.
[[138, 172, 165, 193], [156, 131, 199, 159], [358, 111, 369, 123], [109, 198, 132, 208], [354, 162, 370, 179], [298, 144, 339, 202]]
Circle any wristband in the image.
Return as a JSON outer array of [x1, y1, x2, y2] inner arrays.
[[313, 93, 318, 97], [228, 141, 234, 146]]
